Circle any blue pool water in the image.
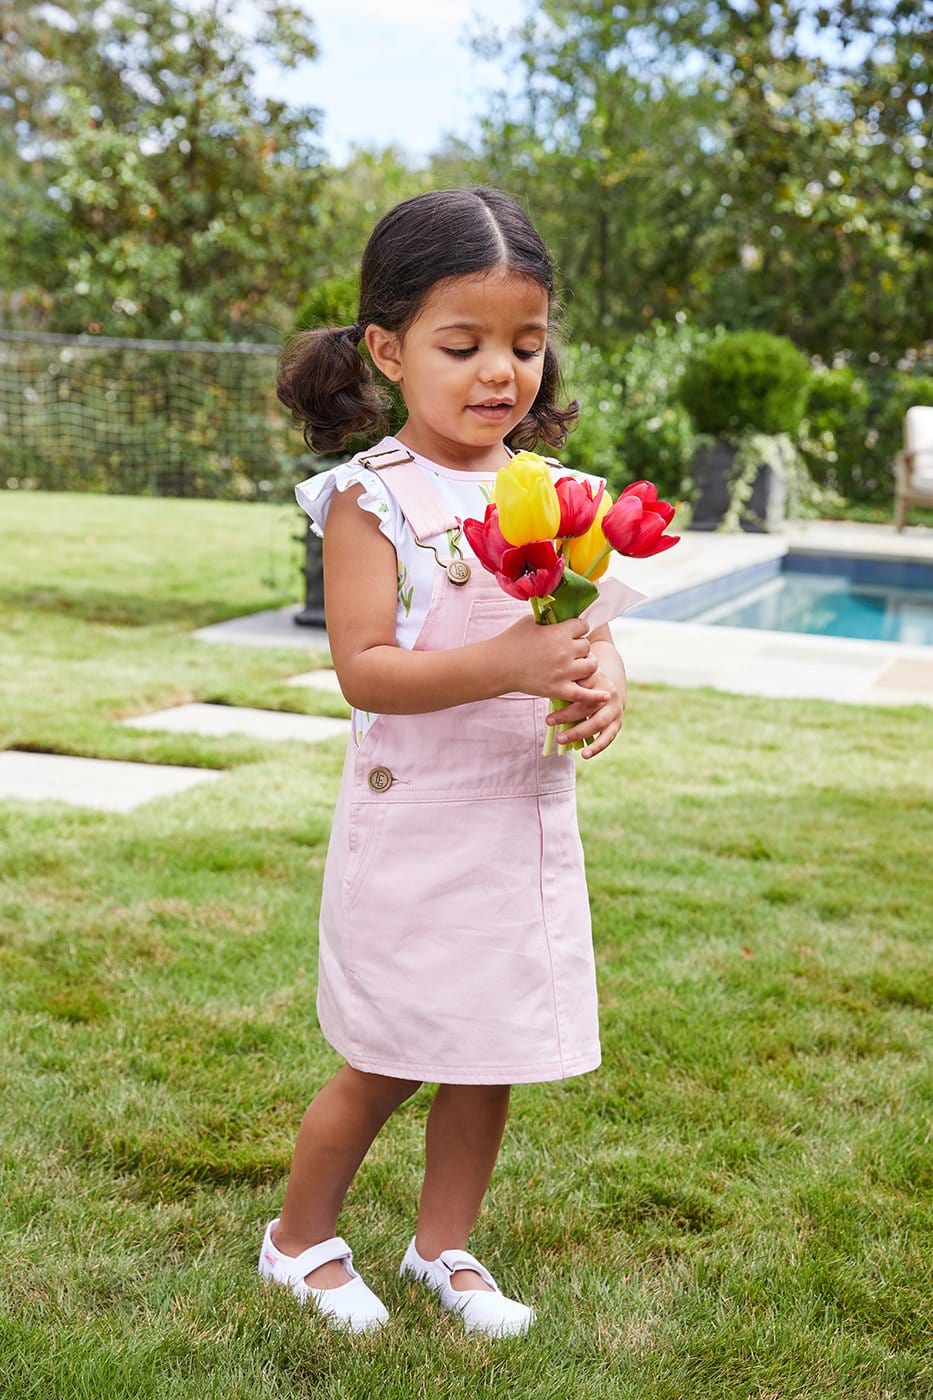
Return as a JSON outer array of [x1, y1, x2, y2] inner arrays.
[[637, 554, 933, 646], [692, 572, 933, 645]]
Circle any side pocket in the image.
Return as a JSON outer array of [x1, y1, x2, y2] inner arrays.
[[342, 802, 388, 906]]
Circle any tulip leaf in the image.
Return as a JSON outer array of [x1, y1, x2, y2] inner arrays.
[[550, 567, 599, 621]]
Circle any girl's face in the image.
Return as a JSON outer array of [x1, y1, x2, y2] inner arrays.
[[365, 268, 549, 470]]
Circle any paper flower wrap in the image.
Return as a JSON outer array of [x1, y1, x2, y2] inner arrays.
[[463, 454, 679, 755]]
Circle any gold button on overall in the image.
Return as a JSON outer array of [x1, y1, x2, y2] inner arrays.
[[367, 766, 393, 793], [446, 559, 472, 585]]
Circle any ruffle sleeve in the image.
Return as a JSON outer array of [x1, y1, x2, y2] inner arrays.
[[294, 460, 404, 545]]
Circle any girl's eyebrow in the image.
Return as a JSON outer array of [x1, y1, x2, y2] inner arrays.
[[433, 321, 548, 333]]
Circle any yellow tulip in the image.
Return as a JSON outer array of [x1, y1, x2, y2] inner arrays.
[[494, 452, 561, 546], [563, 490, 612, 579]]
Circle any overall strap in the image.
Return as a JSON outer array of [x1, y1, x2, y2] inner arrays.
[[354, 445, 458, 541]]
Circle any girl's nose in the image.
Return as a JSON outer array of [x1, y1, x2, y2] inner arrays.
[[478, 350, 515, 385]]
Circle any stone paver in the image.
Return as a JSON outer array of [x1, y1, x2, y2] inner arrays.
[[285, 669, 346, 696], [610, 617, 933, 707], [193, 606, 326, 650], [121, 702, 349, 743], [0, 750, 222, 813]]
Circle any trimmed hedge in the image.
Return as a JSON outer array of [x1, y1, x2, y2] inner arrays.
[[678, 330, 811, 437]]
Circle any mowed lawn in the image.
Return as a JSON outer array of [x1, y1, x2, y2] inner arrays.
[[1, 491, 930, 1400]]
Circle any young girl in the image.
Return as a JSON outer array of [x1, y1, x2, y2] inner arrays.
[[260, 188, 628, 1336]]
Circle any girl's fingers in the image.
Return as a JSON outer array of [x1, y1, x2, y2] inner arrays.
[[557, 686, 610, 706], [547, 695, 608, 724], [580, 720, 621, 758], [556, 702, 623, 751]]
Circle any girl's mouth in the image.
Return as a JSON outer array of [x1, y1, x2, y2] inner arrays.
[[468, 401, 514, 420]]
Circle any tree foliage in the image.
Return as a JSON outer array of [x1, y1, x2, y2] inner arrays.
[[471, 1, 931, 364], [0, 0, 325, 338]]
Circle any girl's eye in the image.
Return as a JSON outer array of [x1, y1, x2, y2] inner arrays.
[[515, 348, 543, 360], [442, 347, 477, 358]]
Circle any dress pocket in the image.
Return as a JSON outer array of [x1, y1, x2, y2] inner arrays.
[[342, 801, 389, 905]]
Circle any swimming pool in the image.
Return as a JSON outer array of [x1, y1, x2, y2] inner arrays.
[[633, 553, 933, 647]]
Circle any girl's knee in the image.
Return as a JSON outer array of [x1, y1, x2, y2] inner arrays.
[[436, 1082, 512, 1107], [342, 1064, 421, 1108]]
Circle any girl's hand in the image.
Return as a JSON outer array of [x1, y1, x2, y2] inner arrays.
[[494, 614, 608, 706], [547, 626, 627, 758]]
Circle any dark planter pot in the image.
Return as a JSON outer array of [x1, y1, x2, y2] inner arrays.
[[690, 439, 786, 533], [294, 453, 327, 626], [295, 521, 326, 626]]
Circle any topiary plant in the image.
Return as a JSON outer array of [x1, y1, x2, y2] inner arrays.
[[678, 330, 811, 438]]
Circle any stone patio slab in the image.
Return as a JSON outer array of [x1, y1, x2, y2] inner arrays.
[[285, 669, 347, 696], [872, 657, 933, 692], [0, 750, 223, 813], [193, 606, 327, 651], [121, 703, 349, 743]]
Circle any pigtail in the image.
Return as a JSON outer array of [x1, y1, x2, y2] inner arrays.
[[507, 342, 579, 452], [277, 324, 388, 454]]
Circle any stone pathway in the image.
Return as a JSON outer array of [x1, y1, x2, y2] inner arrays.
[[121, 702, 349, 743], [611, 617, 933, 706], [0, 750, 222, 813], [285, 669, 346, 695], [193, 605, 325, 651]]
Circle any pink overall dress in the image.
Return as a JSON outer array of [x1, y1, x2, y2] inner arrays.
[[316, 452, 601, 1085]]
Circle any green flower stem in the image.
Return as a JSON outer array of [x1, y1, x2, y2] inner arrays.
[[533, 594, 575, 756], [543, 698, 585, 758], [582, 545, 612, 580]]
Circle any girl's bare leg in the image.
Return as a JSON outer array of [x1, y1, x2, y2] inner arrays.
[[415, 1083, 511, 1293], [273, 1063, 420, 1288]]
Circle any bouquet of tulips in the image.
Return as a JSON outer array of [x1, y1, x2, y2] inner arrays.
[[463, 452, 679, 756]]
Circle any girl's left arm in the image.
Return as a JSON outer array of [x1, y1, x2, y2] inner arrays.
[[545, 623, 627, 759]]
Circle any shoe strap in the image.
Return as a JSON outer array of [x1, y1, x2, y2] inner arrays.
[[286, 1235, 353, 1282], [435, 1249, 499, 1293]]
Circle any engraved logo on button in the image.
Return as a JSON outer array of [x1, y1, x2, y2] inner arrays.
[[367, 766, 393, 792], [446, 560, 471, 586]]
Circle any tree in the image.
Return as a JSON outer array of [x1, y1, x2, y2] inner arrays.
[[471, 1, 931, 362], [0, 0, 325, 338]]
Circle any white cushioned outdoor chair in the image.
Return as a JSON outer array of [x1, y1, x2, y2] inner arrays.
[[895, 404, 933, 531]]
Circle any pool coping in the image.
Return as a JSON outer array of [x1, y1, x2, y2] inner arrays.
[[606, 521, 933, 708]]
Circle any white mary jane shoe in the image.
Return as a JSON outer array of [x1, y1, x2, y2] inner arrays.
[[259, 1220, 389, 1333], [399, 1237, 534, 1337]]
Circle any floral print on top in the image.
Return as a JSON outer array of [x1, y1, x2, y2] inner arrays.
[[295, 436, 606, 745]]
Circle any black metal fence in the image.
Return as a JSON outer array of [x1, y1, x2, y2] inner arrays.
[[0, 329, 303, 501]]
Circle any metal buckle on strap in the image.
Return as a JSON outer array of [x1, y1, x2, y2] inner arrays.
[[415, 525, 472, 586], [357, 446, 415, 470]]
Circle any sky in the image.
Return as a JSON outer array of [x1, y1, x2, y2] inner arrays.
[[255, 0, 529, 164]]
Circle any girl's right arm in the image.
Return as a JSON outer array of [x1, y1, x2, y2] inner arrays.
[[323, 486, 605, 716]]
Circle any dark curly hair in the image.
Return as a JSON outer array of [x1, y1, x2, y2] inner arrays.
[[277, 188, 578, 454]]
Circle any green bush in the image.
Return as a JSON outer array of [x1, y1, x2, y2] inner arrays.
[[678, 330, 811, 437], [295, 274, 360, 331], [799, 365, 871, 493], [560, 321, 704, 498], [800, 365, 933, 506], [865, 369, 933, 505]]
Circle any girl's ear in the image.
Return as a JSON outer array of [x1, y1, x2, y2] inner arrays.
[[365, 325, 403, 383]]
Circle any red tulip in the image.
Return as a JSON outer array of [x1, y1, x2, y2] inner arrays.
[[622, 480, 676, 527], [602, 482, 679, 558], [599, 495, 643, 554], [553, 476, 605, 538], [626, 511, 680, 557], [462, 504, 510, 573], [496, 539, 565, 600]]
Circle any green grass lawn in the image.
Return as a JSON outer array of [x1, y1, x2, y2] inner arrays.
[[1, 491, 931, 1400]]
